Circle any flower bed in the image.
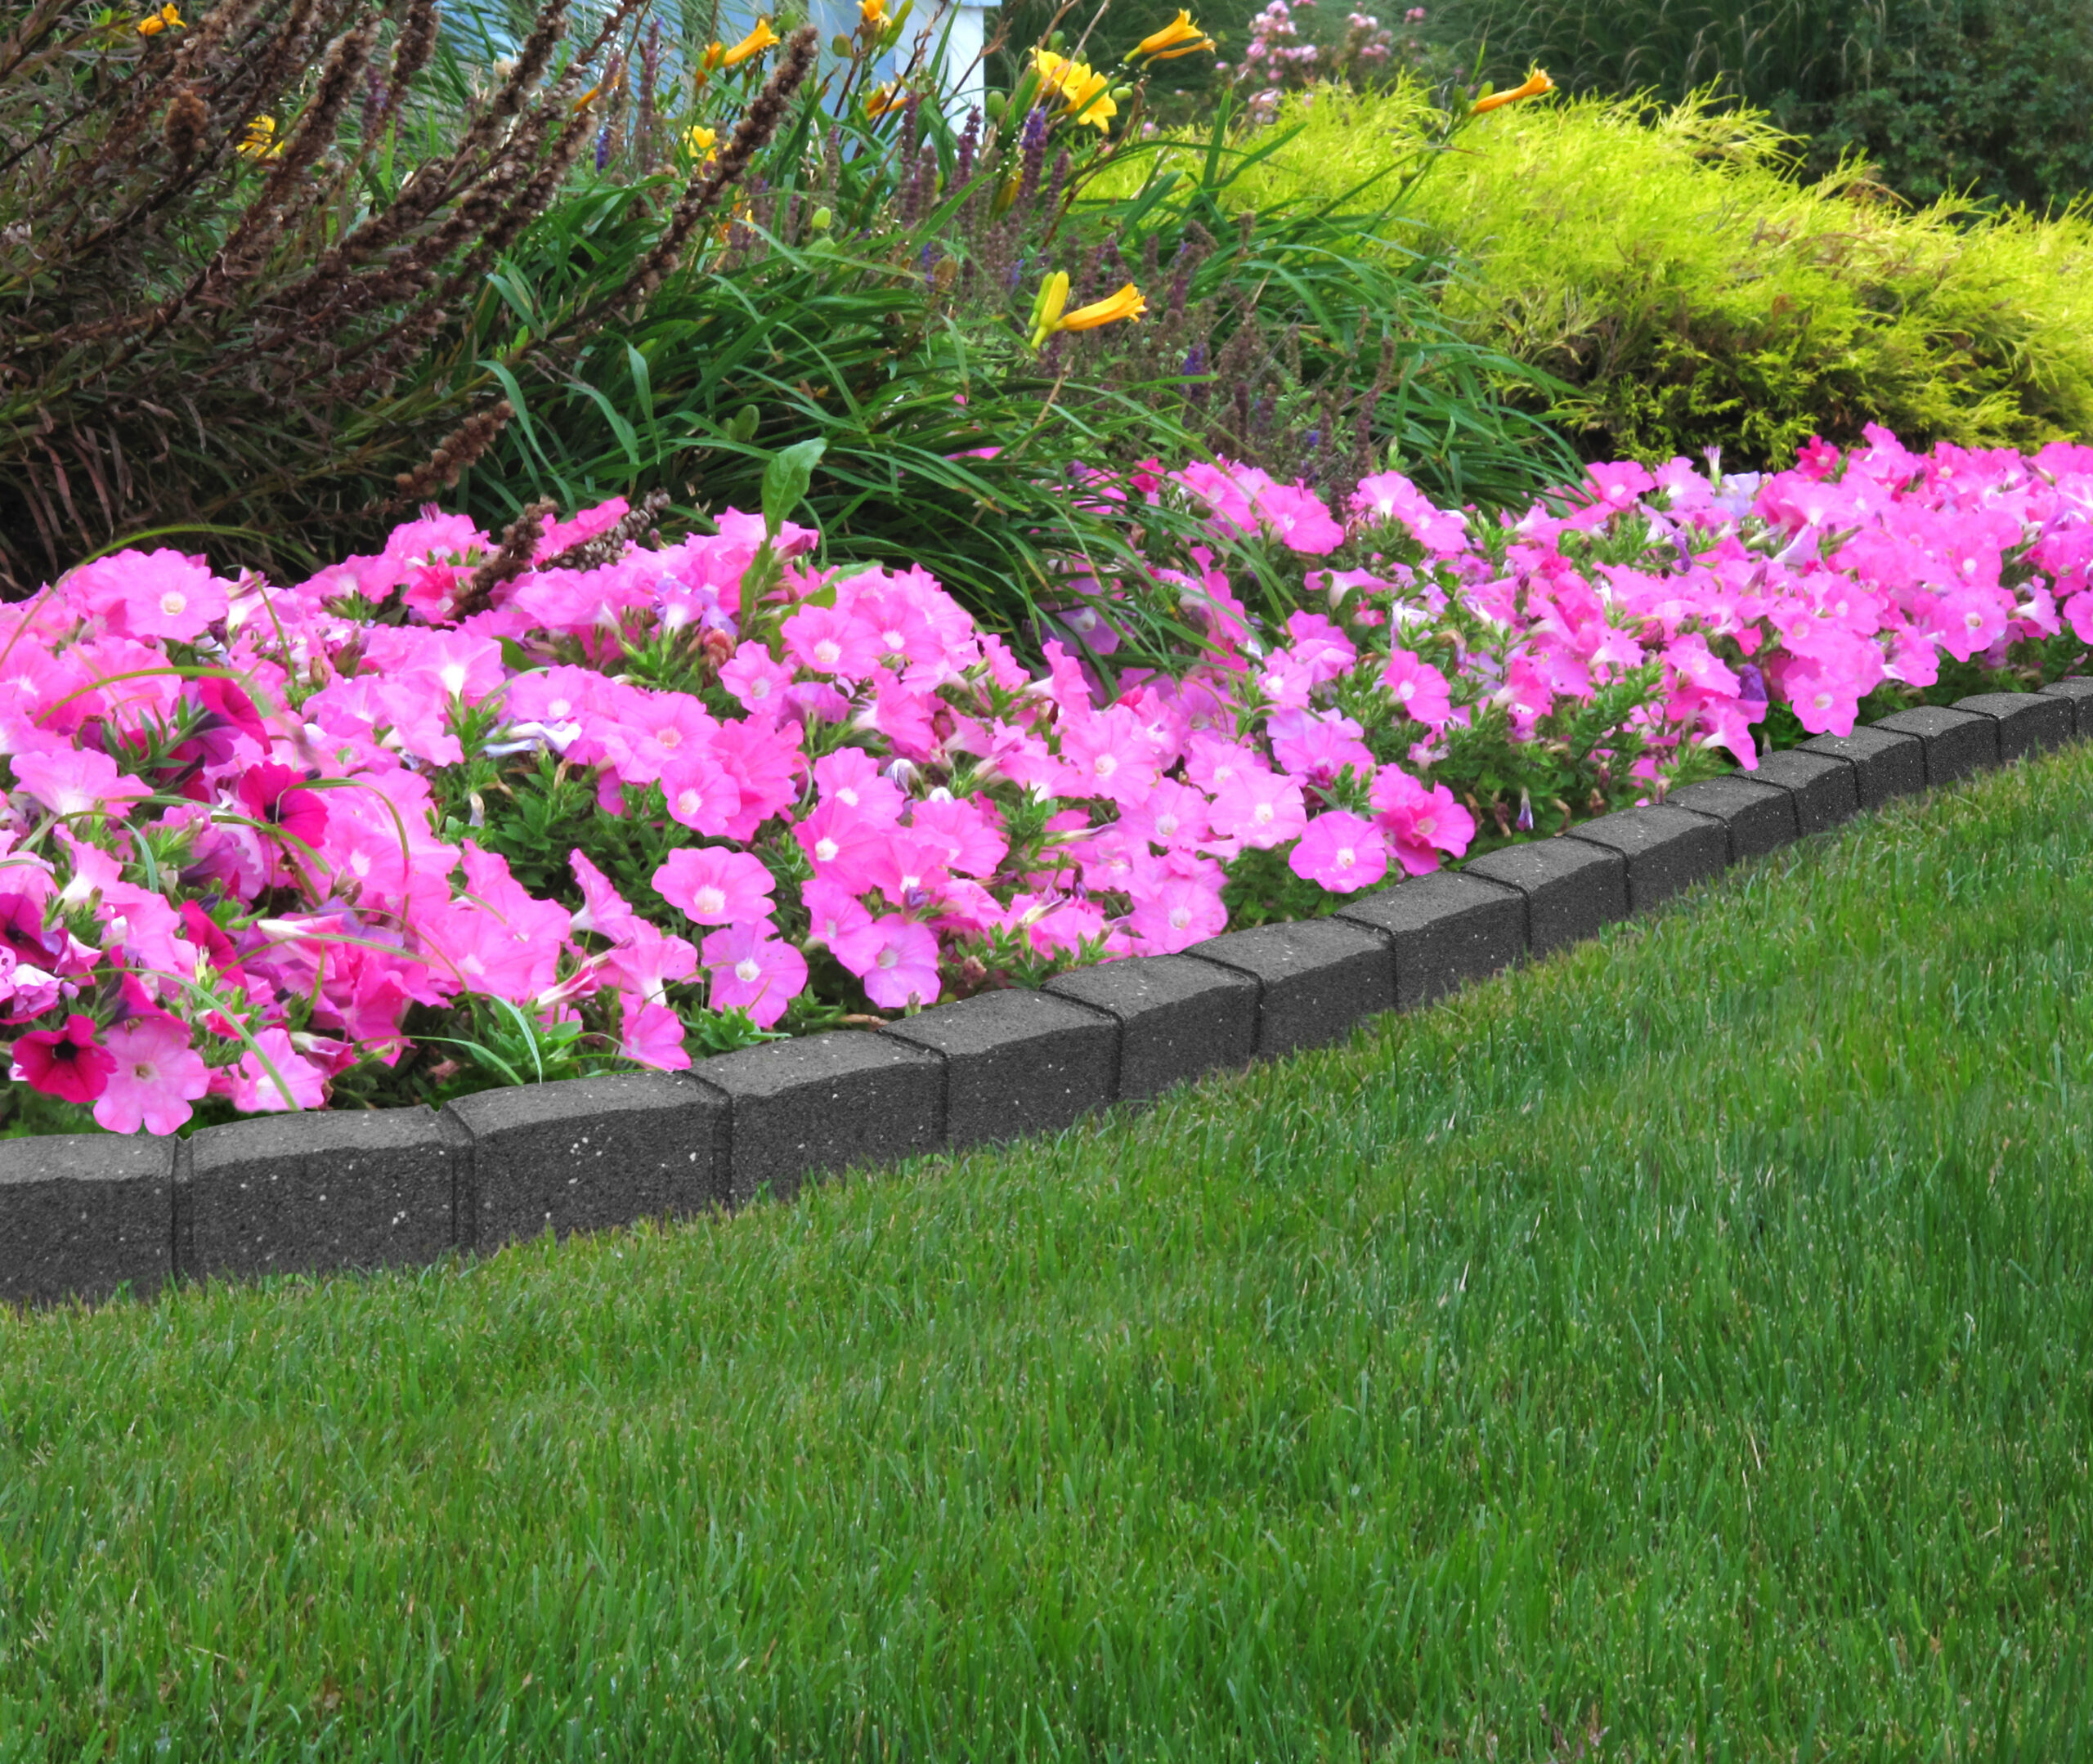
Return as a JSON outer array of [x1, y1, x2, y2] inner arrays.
[[3, 425, 2089, 1137]]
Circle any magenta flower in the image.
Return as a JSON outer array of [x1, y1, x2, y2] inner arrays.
[[782, 604, 882, 680], [195, 675, 271, 747], [228, 1027, 329, 1113], [10, 747, 153, 820], [1208, 768, 1307, 850], [1289, 811, 1388, 893], [94, 1013, 211, 1135], [831, 914, 942, 1009], [655, 846, 777, 926], [701, 923, 807, 1028], [11, 1013, 117, 1103], [813, 748, 907, 825], [802, 879, 875, 949], [238, 762, 330, 853], [1126, 875, 1227, 953], [619, 999, 692, 1071], [1381, 649, 1454, 727]]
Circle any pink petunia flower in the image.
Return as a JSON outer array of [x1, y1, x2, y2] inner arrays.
[[831, 914, 942, 1009], [700, 923, 807, 1028], [1381, 649, 1454, 727], [11, 1012, 117, 1103], [228, 1026, 329, 1113], [1207, 768, 1307, 850], [10, 747, 154, 820], [1289, 811, 1389, 893], [653, 846, 777, 926], [1125, 875, 1227, 952], [94, 1012, 212, 1135]]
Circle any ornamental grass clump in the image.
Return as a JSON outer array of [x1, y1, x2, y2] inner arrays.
[[0, 0, 811, 598], [2, 425, 2088, 1137]]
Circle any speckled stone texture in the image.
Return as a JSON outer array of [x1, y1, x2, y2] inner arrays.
[[694, 1031, 943, 1207], [2039, 678, 2093, 735], [185, 1106, 457, 1278], [1871, 705, 2000, 785], [1564, 805, 1731, 913], [1952, 692, 2075, 763], [1662, 777, 1799, 862], [1798, 727, 1926, 808], [1463, 838, 1629, 957], [876, 989, 1116, 1150], [1333, 871, 1526, 1010], [1750, 749, 1861, 834], [0, 1134, 173, 1305], [1184, 917, 1397, 1059], [1043, 954, 1258, 1104], [442, 1071, 724, 1249]]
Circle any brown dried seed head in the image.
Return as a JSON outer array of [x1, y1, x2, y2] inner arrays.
[[163, 85, 208, 164]]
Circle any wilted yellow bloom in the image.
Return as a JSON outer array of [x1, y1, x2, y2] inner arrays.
[[1032, 49, 1116, 130], [721, 18, 780, 67], [1470, 66, 1554, 113], [571, 84, 601, 111], [1128, 10, 1213, 61], [864, 82, 908, 118], [1029, 272, 1145, 348], [136, 4, 183, 34], [237, 114, 281, 159]]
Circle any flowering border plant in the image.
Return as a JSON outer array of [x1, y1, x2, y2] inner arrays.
[[2, 424, 2087, 1136]]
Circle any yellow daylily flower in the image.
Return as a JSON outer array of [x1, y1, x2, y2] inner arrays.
[[1470, 66, 1555, 114], [1029, 274, 1145, 349], [136, 4, 183, 34], [237, 114, 281, 159], [721, 18, 780, 67], [685, 123, 718, 160], [860, 0, 890, 29], [1128, 10, 1213, 61], [1032, 48, 1116, 130]]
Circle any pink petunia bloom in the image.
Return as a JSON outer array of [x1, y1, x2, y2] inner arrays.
[[1267, 707, 1374, 785], [908, 794, 1008, 878], [795, 800, 889, 894], [659, 755, 744, 837], [195, 675, 272, 747], [653, 846, 776, 926], [1207, 768, 1307, 851], [1289, 811, 1389, 892], [719, 646, 796, 719], [94, 1012, 212, 1135], [10, 747, 154, 821], [1381, 648, 1454, 727], [831, 914, 942, 1009], [11, 1012, 117, 1103], [1370, 769, 1474, 875], [228, 1026, 329, 1113], [238, 763, 329, 853], [1253, 482, 1346, 555], [1058, 705, 1166, 806], [802, 878, 876, 949], [700, 923, 807, 1028], [619, 999, 692, 1071], [782, 604, 883, 680], [813, 748, 907, 825], [1125, 874, 1227, 952], [68, 548, 231, 642]]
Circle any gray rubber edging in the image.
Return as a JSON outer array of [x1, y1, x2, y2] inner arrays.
[[4, 686, 2085, 1307]]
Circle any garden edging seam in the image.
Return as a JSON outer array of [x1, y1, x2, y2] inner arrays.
[[2, 687, 2084, 1307]]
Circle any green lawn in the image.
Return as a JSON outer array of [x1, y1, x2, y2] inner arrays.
[[5, 751, 2093, 1762]]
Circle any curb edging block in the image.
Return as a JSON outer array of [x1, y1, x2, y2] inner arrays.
[[441, 1072, 724, 1250], [1181, 917, 1396, 1059], [1562, 805, 1730, 912], [1332, 871, 1526, 1010], [1661, 777, 1799, 862], [2039, 678, 2093, 735], [186, 1107, 455, 1279], [875, 990, 1115, 1150], [1952, 692, 2075, 762], [0, 1135, 173, 1305], [1043, 954, 1257, 1103], [1463, 838, 1629, 956], [1871, 705, 1999, 785], [1746, 749, 1859, 834], [694, 1031, 943, 1207], [1797, 727, 1925, 809]]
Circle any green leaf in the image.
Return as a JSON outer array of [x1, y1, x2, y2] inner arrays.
[[760, 439, 827, 539]]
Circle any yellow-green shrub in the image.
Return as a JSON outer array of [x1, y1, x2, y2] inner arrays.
[[1204, 87, 2093, 465]]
